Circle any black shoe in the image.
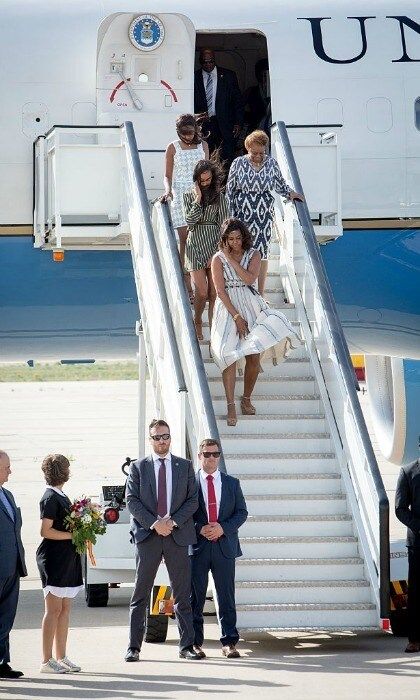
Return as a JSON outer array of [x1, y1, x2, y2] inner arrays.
[[124, 648, 140, 662], [0, 663, 24, 679], [179, 646, 203, 660]]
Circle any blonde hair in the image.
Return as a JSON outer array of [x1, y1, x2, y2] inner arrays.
[[244, 129, 269, 151]]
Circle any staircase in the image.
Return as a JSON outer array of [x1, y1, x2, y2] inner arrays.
[[33, 120, 389, 632], [197, 254, 377, 631]]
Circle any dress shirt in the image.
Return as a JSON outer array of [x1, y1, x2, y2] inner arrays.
[[0, 486, 15, 521], [199, 468, 222, 521], [152, 453, 172, 519], [202, 67, 217, 117]]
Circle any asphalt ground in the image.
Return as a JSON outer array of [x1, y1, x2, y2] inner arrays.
[[0, 379, 418, 699]]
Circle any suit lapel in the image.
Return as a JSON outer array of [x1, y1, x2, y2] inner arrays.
[[218, 472, 227, 520], [170, 456, 179, 511], [197, 473, 206, 512], [0, 489, 15, 522], [146, 456, 157, 502]]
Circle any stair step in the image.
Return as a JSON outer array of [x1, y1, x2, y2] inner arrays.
[[240, 535, 358, 559], [236, 557, 365, 581], [236, 602, 377, 628], [242, 514, 353, 537], [217, 414, 327, 435], [238, 473, 342, 496], [209, 376, 316, 396], [243, 492, 346, 516], [204, 359, 310, 379], [235, 579, 372, 605], [211, 394, 320, 414], [225, 453, 337, 474], [219, 433, 332, 454]]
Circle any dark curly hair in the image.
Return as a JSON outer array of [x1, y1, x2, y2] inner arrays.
[[176, 114, 203, 145], [41, 454, 70, 487], [193, 159, 224, 206], [219, 218, 253, 251]]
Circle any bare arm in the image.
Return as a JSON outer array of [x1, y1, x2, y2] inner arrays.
[[224, 248, 261, 286], [40, 518, 72, 540], [203, 140, 209, 160], [211, 254, 239, 318], [161, 143, 175, 201]]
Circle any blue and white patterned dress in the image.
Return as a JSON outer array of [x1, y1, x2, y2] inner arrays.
[[226, 155, 291, 260], [211, 249, 301, 371]]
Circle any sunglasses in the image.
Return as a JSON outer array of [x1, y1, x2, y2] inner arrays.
[[201, 451, 221, 458], [202, 59, 215, 64], [150, 434, 171, 442]]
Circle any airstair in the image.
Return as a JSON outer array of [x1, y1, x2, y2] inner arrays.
[[33, 121, 389, 631]]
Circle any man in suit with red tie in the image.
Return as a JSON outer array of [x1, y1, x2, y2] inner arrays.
[[191, 439, 248, 658], [0, 451, 27, 679], [125, 419, 201, 661]]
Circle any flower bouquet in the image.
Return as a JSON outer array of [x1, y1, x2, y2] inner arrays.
[[64, 497, 106, 565]]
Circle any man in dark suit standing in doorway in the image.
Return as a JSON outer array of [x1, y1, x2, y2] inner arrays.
[[0, 451, 27, 679], [125, 419, 201, 661], [395, 460, 420, 653], [194, 48, 244, 167], [190, 439, 247, 659]]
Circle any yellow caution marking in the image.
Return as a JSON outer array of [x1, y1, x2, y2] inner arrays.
[[151, 585, 172, 615]]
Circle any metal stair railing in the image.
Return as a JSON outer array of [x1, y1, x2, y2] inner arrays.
[[272, 121, 390, 620], [152, 200, 226, 472], [121, 121, 188, 457]]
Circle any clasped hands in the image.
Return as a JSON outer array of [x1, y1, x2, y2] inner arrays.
[[154, 517, 175, 536], [200, 522, 224, 541]]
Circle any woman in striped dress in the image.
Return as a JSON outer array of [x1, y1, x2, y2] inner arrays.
[[211, 218, 301, 426], [183, 160, 228, 339]]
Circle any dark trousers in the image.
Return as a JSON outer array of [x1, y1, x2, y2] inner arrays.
[[191, 540, 239, 647], [0, 571, 19, 664], [129, 531, 194, 651], [408, 547, 420, 642], [203, 116, 235, 173]]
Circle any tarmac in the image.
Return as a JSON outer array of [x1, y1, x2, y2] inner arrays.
[[0, 379, 419, 699]]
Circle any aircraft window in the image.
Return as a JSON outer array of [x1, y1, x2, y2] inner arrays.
[[415, 98, 420, 130], [138, 73, 149, 83], [366, 98, 393, 133]]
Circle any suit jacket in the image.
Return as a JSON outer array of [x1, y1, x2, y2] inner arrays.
[[126, 455, 198, 547], [194, 67, 244, 140], [395, 461, 420, 547], [0, 487, 27, 579], [192, 471, 248, 559]]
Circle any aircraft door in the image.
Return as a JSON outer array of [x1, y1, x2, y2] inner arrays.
[[97, 13, 196, 197]]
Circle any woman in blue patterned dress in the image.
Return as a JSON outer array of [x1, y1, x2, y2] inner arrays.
[[161, 114, 209, 300], [226, 129, 303, 296]]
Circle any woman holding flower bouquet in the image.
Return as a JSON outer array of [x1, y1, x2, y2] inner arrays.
[[36, 454, 83, 674]]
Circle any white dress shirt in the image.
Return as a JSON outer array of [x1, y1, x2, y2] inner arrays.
[[202, 67, 217, 117], [152, 453, 173, 518], [199, 468, 222, 520]]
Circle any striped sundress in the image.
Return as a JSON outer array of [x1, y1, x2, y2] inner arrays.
[[183, 190, 228, 271], [211, 249, 301, 371]]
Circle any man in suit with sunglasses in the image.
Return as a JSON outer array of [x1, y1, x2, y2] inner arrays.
[[190, 439, 248, 659], [125, 419, 200, 661]]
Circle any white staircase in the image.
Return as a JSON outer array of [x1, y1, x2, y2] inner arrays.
[[33, 120, 389, 633]]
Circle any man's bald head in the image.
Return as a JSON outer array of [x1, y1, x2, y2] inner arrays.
[[0, 451, 11, 486]]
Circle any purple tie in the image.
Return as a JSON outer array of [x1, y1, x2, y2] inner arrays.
[[157, 458, 167, 517]]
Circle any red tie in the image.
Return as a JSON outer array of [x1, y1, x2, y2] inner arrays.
[[157, 458, 167, 517], [206, 474, 218, 522]]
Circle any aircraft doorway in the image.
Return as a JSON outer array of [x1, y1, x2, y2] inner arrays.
[[195, 31, 270, 161]]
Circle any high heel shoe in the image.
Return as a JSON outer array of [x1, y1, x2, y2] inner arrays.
[[240, 396, 256, 415], [226, 403, 237, 427]]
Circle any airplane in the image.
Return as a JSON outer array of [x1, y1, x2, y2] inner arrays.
[[0, 0, 419, 466]]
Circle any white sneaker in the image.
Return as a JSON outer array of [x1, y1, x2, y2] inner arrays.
[[40, 658, 68, 674], [58, 656, 81, 672]]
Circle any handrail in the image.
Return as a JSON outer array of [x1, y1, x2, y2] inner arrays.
[[154, 200, 227, 473], [273, 120, 390, 618], [122, 121, 187, 395]]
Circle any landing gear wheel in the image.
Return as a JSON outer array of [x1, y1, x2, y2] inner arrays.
[[145, 607, 169, 643]]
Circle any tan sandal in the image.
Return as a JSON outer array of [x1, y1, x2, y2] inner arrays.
[[240, 396, 256, 415], [227, 402, 237, 427]]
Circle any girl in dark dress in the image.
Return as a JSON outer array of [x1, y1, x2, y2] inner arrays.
[[36, 454, 83, 674]]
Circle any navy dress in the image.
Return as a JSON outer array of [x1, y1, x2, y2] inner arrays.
[[226, 155, 291, 260], [36, 489, 83, 590]]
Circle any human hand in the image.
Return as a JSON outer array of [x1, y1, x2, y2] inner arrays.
[[235, 315, 249, 338], [289, 191, 305, 202], [206, 523, 224, 540], [160, 191, 173, 203], [194, 182, 202, 202], [154, 519, 173, 536]]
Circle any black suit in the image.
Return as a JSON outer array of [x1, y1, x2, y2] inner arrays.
[[191, 471, 247, 647], [395, 461, 420, 642], [0, 488, 27, 665], [194, 67, 243, 166]]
